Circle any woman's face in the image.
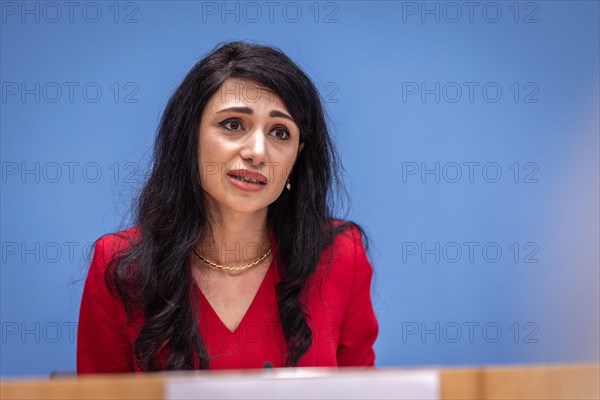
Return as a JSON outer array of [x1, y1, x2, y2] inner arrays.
[[198, 78, 304, 215]]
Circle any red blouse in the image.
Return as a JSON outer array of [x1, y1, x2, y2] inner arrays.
[[77, 225, 378, 373]]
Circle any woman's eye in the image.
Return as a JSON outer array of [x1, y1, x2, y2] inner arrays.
[[219, 119, 243, 131], [271, 126, 291, 140]]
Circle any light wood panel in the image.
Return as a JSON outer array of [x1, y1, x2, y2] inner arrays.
[[1, 364, 598, 399], [441, 364, 600, 400], [1, 374, 164, 400]]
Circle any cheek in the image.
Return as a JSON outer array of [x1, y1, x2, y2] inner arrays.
[[198, 129, 229, 165], [198, 132, 222, 182], [273, 149, 300, 181]]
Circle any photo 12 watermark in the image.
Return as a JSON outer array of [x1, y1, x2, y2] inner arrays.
[[401, 82, 540, 104], [1, 322, 78, 344], [401, 321, 540, 344], [1, 1, 140, 24], [400, 162, 539, 184], [1, 320, 343, 345], [1, 241, 96, 264], [1, 160, 332, 185], [215, 79, 340, 104], [401, 241, 540, 264], [1, 161, 147, 184], [1, 82, 140, 104], [199, 1, 340, 24], [399, 1, 540, 24]]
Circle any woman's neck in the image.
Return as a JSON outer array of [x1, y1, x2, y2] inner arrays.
[[197, 206, 271, 266]]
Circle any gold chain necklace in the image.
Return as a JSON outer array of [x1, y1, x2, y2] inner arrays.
[[193, 247, 271, 271]]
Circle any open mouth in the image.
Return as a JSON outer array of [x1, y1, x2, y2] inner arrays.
[[226, 169, 269, 189], [228, 174, 266, 185]]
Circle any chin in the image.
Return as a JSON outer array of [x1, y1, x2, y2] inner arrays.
[[229, 205, 270, 215], [224, 197, 273, 214]]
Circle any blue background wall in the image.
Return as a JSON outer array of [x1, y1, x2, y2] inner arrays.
[[1, 1, 598, 377]]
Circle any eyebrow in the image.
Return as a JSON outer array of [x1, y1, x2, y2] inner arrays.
[[215, 106, 295, 123]]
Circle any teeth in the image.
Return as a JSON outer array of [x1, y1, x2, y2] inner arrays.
[[233, 175, 262, 184]]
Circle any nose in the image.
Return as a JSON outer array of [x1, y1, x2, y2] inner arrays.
[[240, 128, 267, 166]]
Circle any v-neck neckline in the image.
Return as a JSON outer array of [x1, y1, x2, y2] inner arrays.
[[192, 232, 278, 335], [196, 260, 274, 334]]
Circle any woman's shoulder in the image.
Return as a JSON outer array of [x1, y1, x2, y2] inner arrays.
[[327, 219, 367, 255], [307, 219, 374, 316], [94, 226, 141, 256], [88, 226, 141, 273], [319, 219, 370, 276]]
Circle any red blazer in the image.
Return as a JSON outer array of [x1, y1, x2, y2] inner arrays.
[[77, 225, 378, 373]]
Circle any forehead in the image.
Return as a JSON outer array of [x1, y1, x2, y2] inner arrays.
[[206, 78, 289, 111]]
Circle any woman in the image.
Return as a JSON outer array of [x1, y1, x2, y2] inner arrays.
[[77, 41, 378, 373]]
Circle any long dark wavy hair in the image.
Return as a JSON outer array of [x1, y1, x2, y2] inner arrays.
[[104, 40, 364, 371]]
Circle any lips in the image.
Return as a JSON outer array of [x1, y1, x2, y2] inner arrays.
[[226, 169, 268, 185]]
